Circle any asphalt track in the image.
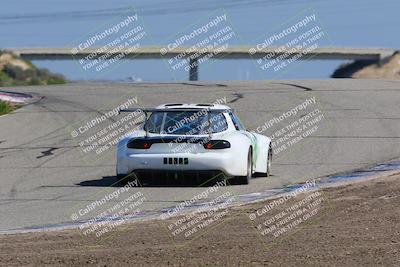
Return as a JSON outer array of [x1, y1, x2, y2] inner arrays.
[[0, 79, 399, 231]]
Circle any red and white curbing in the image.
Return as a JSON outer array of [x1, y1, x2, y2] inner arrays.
[[0, 91, 32, 104]]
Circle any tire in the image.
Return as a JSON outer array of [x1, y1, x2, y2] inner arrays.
[[266, 145, 272, 177], [234, 149, 252, 185]]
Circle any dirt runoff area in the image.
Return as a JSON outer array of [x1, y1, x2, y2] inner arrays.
[[1, 173, 400, 266]]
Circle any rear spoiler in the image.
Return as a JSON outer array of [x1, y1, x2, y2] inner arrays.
[[118, 107, 233, 138], [119, 108, 232, 113]]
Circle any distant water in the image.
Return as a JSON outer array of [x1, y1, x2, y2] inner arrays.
[[0, 0, 399, 81]]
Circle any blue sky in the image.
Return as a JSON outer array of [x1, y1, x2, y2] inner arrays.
[[0, 0, 399, 81]]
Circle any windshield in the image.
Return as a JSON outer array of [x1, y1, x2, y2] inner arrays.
[[146, 111, 228, 135]]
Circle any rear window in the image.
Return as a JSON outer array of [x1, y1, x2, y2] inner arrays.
[[146, 111, 228, 135]]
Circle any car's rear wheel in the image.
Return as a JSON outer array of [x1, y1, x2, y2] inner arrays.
[[233, 149, 252, 185], [266, 145, 272, 177]]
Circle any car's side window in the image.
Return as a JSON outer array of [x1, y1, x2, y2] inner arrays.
[[229, 112, 246, 131]]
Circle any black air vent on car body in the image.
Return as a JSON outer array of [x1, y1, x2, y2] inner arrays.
[[163, 157, 188, 165], [195, 103, 214, 107], [165, 103, 184, 106]]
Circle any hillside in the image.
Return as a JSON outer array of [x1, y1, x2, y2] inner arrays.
[[0, 50, 66, 86], [332, 51, 400, 79]]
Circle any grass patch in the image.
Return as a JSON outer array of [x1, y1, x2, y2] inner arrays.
[[0, 100, 16, 115]]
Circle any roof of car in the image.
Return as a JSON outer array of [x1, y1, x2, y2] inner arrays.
[[156, 103, 231, 110]]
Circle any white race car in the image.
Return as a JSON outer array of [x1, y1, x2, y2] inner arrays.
[[116, 103, 272, 184]]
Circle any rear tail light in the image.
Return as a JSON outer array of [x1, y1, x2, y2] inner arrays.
[[203, 140, 231, 149], [127, 139, 152, 149], [127, 138, 231, 149]]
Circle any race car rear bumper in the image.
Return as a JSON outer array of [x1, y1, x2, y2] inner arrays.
[[117, 151, 247, 177], [131, 169, 226, 185]]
